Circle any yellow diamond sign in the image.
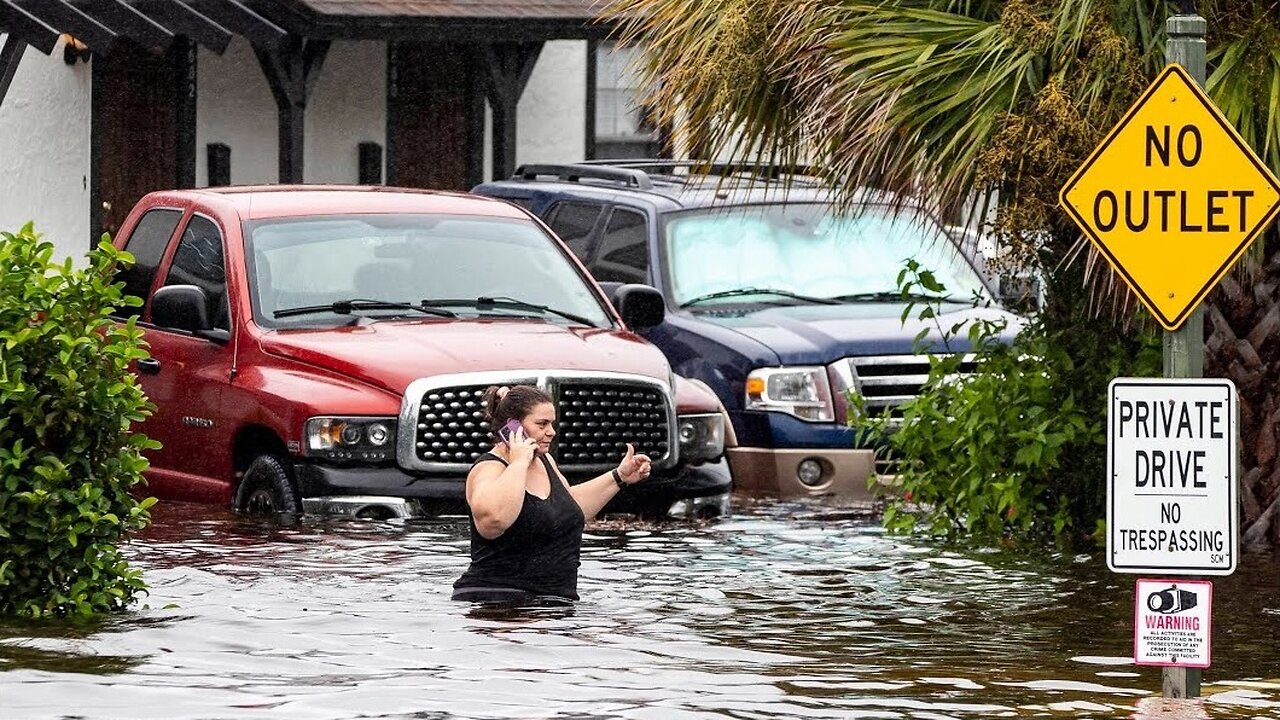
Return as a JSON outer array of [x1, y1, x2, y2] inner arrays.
[[1060, 64, 1280, 330]]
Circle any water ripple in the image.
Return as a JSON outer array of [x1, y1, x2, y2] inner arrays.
[[0, 498, 1278, 719]]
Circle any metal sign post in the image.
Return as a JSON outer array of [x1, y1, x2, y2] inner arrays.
[[1163, 10, 1206, 700]]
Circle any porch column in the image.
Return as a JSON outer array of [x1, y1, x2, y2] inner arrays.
[[255, 37, 330, 184], [480, 41, 543, 180]]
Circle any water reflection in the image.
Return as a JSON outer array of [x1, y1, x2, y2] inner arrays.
[[0, 498, 1277, 719]]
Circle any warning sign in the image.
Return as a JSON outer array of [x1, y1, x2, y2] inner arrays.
[[1059, 64, 1280, 330], [1134, 578, 1212, 668], [1107, 378, 1238, 575]]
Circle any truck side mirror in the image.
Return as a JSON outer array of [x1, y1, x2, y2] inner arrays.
[[151, 284, 220, 337], [610, 283, 665, 331]]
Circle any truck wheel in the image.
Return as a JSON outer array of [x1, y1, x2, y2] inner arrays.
[[234, 455, 301, 515]]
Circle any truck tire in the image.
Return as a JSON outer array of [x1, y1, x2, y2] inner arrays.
[[234, 454, 301, 515]]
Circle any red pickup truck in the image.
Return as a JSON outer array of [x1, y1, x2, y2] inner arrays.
[[110, 186, 732, 519]]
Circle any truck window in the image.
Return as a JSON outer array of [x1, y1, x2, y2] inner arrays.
[[114, 208, 182, 318], [161, 215, 230, 331], [546, 201, 603, 258], [590, 208, 649, 284]]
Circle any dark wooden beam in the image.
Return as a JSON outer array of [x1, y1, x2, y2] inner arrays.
[[127, 0, 232, 54], [465, 56, 485, 188], [182, 0, 286, 51], [69, 0, 174, 54], [584, 39, 597, 160], [254, 37, 329, 183], [13, 0, 118, 54], [89, 46, 103, 246], [0, 34, 25, 108], [384, 41, 397, 185], [294, 17, 610, 43], [173, 37, 196, 187], [0, 1, 60, 54], [481, 41, 543, 181]]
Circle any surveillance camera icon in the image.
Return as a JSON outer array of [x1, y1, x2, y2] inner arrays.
[[1147, 585, 1197, 614]]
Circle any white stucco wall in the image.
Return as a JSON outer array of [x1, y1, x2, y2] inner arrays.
[[196, 38, 276, 186], [196, 39, 386, 187], [0, 37, 92, 264], [304, 41, 386, 184], [517, 40, 586, 166]]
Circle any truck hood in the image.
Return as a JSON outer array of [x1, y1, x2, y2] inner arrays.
[[687, 302, 1023, 364], [256, 319, 669, 394]]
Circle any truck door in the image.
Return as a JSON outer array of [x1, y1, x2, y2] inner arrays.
[[138, 214, 237, 504]]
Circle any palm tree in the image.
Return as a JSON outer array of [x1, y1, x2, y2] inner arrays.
[[606, 0, 1280, 546]]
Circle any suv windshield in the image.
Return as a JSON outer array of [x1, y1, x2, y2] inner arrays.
[[246, 213, 612, 329], [664, 203, 991, 307]]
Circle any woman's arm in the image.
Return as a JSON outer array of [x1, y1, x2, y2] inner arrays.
[[466, 433, 538, 539], [558, 444, 652, 521]]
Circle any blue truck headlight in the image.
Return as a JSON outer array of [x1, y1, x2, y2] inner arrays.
[[745, 367, 835, 421], [678, 413, 725, 463], [305, 417, 398, 461]]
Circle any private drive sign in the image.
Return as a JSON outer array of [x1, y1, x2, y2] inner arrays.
[[1060, 64, 1280, 331], [1107, 378, 1238, 575]]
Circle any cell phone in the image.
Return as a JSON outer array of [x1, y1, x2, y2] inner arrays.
[[499, 419, 522, 445]]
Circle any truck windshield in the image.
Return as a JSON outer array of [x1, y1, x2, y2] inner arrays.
[[245, 214, 612, 329], [664, 203, 991, 308]]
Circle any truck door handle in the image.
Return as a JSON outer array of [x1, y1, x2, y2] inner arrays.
[[136, 358, 161, 375]]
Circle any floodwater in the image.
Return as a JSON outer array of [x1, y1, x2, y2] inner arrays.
[[2, 499, 1279, 720]]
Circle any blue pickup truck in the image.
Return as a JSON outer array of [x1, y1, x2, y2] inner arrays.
[[473, 163, 1020, 501]]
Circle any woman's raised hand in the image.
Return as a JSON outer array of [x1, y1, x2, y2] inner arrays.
[[617, 443, 653, 484]]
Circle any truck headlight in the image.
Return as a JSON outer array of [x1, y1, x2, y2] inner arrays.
[[745, 367, 834, 422], [678, 413, 725, 463], [305, 417, 397, 461]]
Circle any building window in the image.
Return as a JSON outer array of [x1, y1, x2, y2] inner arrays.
[[592, 42, 666, 160]]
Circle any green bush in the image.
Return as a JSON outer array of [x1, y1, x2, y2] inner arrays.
[[0, 223, 157, 617], [854, 260, 1161, 546]]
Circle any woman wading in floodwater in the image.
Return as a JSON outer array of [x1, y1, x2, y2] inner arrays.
[[452, 384, 653, 604]]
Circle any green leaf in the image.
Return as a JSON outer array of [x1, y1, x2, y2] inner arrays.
[[0, 222, 153, 617]]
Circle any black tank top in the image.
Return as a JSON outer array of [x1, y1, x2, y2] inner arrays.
[[453, 453, 585, 601]]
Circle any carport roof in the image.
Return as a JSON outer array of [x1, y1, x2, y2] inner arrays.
[[0, 0, 285, 55], [293, 0, 602, 19], [0, 0, 611, 60], [270, 0, 612, 39]]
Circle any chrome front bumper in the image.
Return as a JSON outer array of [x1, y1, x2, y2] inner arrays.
[[301, 495, 421, 520]]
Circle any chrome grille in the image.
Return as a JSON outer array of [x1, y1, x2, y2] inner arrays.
[[848, 353, 977, 419], [398, 371, 676, 474], [556, 382, 670, 467], [412, 384, 508, 465]]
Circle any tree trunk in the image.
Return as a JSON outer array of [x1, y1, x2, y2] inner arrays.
[[1204, 233, 1280, 550]]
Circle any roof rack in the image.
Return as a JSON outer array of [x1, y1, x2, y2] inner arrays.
[[578, 159, 824, 185], [513, 164, 653, 190]]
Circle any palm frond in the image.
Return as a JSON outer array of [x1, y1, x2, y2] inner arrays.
[[605, 0, 1280, 312]]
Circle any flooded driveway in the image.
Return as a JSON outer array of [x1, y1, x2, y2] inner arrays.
[[2, 499, 1279, 719]]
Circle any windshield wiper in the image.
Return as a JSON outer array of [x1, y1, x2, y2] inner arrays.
[[830, 291, 964, 303], [477, 296, 599, 326], [680, 287, 840, 308], [274, 299, 457, 319], [416, 296, 598, 327]]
